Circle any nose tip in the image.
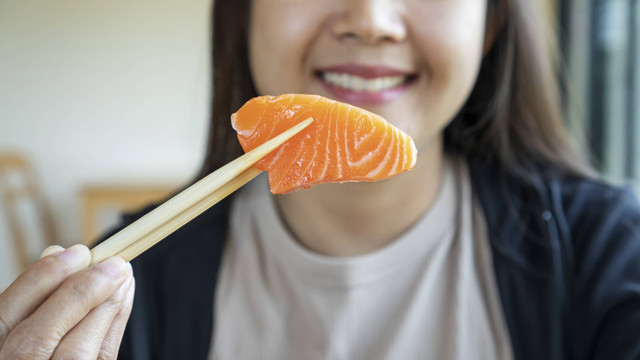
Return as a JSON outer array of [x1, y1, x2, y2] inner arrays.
[[332, 0, 406, 45]]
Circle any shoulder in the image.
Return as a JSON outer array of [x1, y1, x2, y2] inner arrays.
[[550, 175, 640, 286], [468, 155, 640, 293], [553, 177, 640, 231], [552, 177, 640, 359], [551, 172, 640, 269], [471, 159, 640, 359], [468, 156, 640, 244], [547, 174, 640, 274]]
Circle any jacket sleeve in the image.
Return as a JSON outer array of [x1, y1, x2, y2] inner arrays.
[[568, 186, 640, 360]]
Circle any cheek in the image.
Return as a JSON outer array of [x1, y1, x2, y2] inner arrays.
[[249, 1, 328, 95], [409, 2, 487, 125]]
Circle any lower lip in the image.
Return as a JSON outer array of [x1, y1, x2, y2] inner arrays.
[[316, 75, 414, 106]]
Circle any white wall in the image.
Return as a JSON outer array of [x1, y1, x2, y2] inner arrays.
[[0, 0, 211, 288]]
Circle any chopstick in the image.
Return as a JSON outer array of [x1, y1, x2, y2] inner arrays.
[[89, 117, 313, 265], [113, 167, 262, 262]]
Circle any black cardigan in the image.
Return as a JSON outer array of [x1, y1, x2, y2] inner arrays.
[[113, 159, 640, 360]]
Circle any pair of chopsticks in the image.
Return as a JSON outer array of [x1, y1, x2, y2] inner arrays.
[[89, 118, 313, 265]]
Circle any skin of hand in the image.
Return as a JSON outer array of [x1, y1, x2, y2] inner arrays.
[[0, 244, 135, 360]]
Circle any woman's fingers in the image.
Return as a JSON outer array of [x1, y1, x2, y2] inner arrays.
[[0, 245, 136, 360], [0, 245, 91, 347], [0, 257, 130, 360], [98, 276, 135, 360], [51, 273, 134, 360]]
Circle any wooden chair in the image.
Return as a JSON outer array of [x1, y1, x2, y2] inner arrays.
[[80, 184, 176, 247], [0, 152, 58, 271]]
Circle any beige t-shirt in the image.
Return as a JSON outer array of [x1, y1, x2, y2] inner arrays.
[[210, 157, 513, 360]]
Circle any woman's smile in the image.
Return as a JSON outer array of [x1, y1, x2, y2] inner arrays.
[[314, 63, 419, 105]]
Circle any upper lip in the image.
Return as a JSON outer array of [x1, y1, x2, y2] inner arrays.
[[316, 64, 415, 79]]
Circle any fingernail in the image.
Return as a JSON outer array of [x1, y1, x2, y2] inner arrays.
[[56, 244, 91, 270], [40, 245, 65, 258], [97, 256, 128, 280]]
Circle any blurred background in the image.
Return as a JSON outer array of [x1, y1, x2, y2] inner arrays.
[[0, 0, 638, 289], [0, 1, 210, 288]]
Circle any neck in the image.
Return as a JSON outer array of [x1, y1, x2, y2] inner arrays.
[[274, 137, 445, 257]]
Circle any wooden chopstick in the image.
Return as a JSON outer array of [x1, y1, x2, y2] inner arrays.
[[90, 118, 313, 265], [114, 167, 262, 262]]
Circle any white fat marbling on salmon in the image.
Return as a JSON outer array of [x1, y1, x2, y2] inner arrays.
[[365, 124, 394, 178], [232, 94, 418, 194]]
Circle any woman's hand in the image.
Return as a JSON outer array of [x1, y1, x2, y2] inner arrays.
[[0, 245, 135, 360]]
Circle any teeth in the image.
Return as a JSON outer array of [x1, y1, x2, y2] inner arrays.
[[321, 72, 407, 92]]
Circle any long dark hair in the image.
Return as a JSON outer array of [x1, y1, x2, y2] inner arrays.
[[198, 0, 593, 180]]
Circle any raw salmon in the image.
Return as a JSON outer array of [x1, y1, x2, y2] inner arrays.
[[231, 94, 417, 194]]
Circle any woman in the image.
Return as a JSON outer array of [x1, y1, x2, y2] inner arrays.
[[1, 0, 639, 359]]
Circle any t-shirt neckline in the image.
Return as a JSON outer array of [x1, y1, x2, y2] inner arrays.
[[247, 158, 459, 289]]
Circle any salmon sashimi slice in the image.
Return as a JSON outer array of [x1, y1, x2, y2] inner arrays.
[[231, 94, 418, 194]]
